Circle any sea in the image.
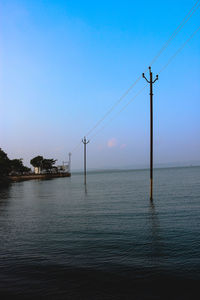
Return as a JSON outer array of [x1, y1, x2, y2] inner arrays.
[[0, 167, 200, 299]]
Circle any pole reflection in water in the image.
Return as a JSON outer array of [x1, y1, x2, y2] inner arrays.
[[148, 202, 164, 266], [84, 184, 88, 196]]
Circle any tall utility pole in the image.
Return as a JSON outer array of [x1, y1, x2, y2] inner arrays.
[[142, 67, 158, 201], [82, 137, 89, 185]]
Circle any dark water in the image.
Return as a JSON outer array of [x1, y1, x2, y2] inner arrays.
[[0, 167, 200, 299]]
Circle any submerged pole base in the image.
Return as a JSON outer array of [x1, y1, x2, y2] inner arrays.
[[150, 178, 153, 201]]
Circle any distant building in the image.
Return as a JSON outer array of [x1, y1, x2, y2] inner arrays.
[[57, 165, 69, 173], [33, 164, 70, 175], [34, 167, 41, 174]]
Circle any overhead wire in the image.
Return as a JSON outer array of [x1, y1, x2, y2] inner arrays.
[[84, 0, 200, 137], [149, 0, 200, 67], [89, 25, 200, 141], [71, 140, 82, 153], [158, 25, 200, 75], [85, 75, 141, 137], [71, 0, 200, 153], [89, 85, 148, 141]]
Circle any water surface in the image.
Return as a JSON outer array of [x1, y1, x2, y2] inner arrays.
[[0, 167, 200, 299]]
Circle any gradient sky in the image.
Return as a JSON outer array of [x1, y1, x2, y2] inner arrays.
[[1, 0, 200, 170]]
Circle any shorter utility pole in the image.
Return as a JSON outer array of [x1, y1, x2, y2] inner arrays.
[[82, 137, 89, 185], [68, 152, 72, 173], [142, 66, 158, 201]]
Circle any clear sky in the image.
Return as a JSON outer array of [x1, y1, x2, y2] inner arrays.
[[1, 0, 200, 170]]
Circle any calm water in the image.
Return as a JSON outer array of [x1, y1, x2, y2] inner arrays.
[[0, 167, 200, 299]]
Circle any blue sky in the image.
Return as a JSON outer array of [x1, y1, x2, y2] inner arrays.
[[1, 0, 200, 170]]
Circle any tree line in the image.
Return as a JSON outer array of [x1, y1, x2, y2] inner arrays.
[[0, 148, 57, 178], [0, 148, 31, 177]]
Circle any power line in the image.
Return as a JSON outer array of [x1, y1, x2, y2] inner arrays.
[[71, 140, 82, 153], [89, 85, 148, 141], [85, 76, 141, 137], [158, 25, 200, 75], [88, 24, 200, 141], [71, 0, 200, 153], [83, 0, 200, 137], [149, 0, 200, 67]]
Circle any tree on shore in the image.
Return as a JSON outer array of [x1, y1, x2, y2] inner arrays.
[[30, 156, 44, 168], [0, 148, 11, 177], [30, 156, 57, 173], [10, 159, 31, 174], [0, 148, 31, 180], [42, 159, 57, 173]]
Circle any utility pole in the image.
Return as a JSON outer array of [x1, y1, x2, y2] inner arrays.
[[68, 152, 72, 173], [82, 137, 89, 185], [142, 67, 158, 201]]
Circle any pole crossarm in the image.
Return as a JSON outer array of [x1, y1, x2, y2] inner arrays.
[[142, 74, 150, 83], [142, 67, 158, 84], [153, 76, 159, 84], [82, 136, 90, 145]]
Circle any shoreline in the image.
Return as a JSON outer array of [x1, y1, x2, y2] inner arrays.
[[9, 173, 71, 182]]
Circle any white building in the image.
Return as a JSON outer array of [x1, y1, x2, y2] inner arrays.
[[34, 167, 41, 174]]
